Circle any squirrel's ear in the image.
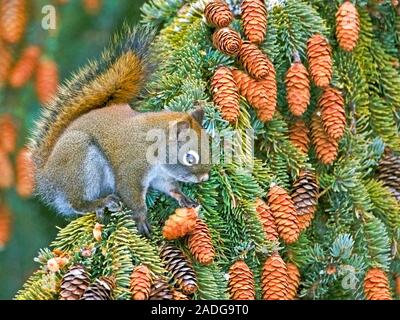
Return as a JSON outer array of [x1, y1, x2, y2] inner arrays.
[[190, 108, 205, 125]]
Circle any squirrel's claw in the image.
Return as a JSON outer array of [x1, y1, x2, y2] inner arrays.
[[178, 196, 199, 208]]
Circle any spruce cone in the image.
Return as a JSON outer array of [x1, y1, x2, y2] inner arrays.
[[395, 274, 400, 297], [35, 58, 59, 105], [212, 27, 242, 56], [238, 41, 271, 80], [0, 114, 17, 154], [289, 120, 310, 154], [310, 113, 338, 165], [267, 185, 300, 244], [291, 169, 319, 216], [241, 0, 268, 44], [255, 198, 278, 241], [59, 265, 90, 300], [319, 87, 346, 141], [285, 60, 310, 117], [228, 260, 256, 300], [149, 277, 173, 300], [364, 268, 392, 300], [172, 290, 190, 300], [297, 211, 314, 232], [211, 66, 240, 123], [188, 219, 215, 265], [307, 34, 333, 88], [204, 0, 233, 28], [0, 203, 12, 249], [15, 148, 35, 198], [286, 262, 300, 300], [162, 207, 198, 240], [130, 265, 152, 300], [336, 1, 360, 52], [261, 252, 289, 300], [0, 0, 27, 44], [81, 276, 115, 300], [160, 244, 198, 295], [0, 42, 12, 87], [9, 45, 41, 88], [232, 66, 276, 122], [0, 152, 14, 189], [83, 0, 102, 15], [376, 151, 400, 201]]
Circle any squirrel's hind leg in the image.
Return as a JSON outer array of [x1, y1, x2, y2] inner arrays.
[[39, 130, 121, 218]]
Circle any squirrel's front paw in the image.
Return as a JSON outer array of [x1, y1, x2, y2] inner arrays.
[[104, 194, 122, 212], [137, 220, 152, 238], [178, 196, 199, 209]]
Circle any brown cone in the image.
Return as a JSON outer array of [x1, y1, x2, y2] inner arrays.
[[232, 66, 276, 122], [289, 120, 310, 154], [35, 58, 59, 105], [310, 113, 338, 165], [81, 276, 115, 300], [307, 34, 332, 88], [319, 87, 346, 141], [241, 0, 267, 44], [130, 265, 152, 300], [261, 252, 289, 300], [162, 207, 198, 240], [336, 1, 360, 52], [211, 66, 240, 124], [255, 198, 278, 241], [0, 114, 17, 154], [16, 147, 35, 198], [364, 268, 392, 300], [0, 42, 12, 87], [376, 151, 400, 201], [395, 275, 400, 297], [0, 203, 12, 249], [188, 219, 215, 265], [286, 262, 300, 300], [160, 244, 198, 295], [238, 41, 271, 80], [0, 152, 14, 189], [267, 185, 300, 244], [285, 61, 310, 117], [228, 260, 256, 300], [291, 169, 319, 217], [212, 27, 242, 56], [9, 45, 41, 88], [59, 265, 90, 300], [149, 277, 173, 300], [0, 0, 27, 44], [204, 0, 233, 28]]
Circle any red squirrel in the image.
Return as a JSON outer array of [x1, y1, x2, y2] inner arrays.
[[29, 26, 211, 236]]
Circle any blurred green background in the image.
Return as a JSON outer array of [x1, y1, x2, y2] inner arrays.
[[0, 0, 145, 300]]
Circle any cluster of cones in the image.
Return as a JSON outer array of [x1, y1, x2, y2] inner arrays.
[[228, 252, 300, 300], [0, 115, 35, 198], [0, 0, 59, 105], [206, 0, 276, 124], [227, 169, 319, 300], [288, 38, 346, 165], [258, 170, 319, 245], [0, 114, 35, 249]]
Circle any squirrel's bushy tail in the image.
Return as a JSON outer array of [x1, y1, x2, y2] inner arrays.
[[30, 24, 156, 168]]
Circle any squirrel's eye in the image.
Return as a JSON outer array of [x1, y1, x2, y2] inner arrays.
[[182, 150, 199, 166]]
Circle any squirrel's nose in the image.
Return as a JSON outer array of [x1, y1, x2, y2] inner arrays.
[[199, 173, 209, 182]]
